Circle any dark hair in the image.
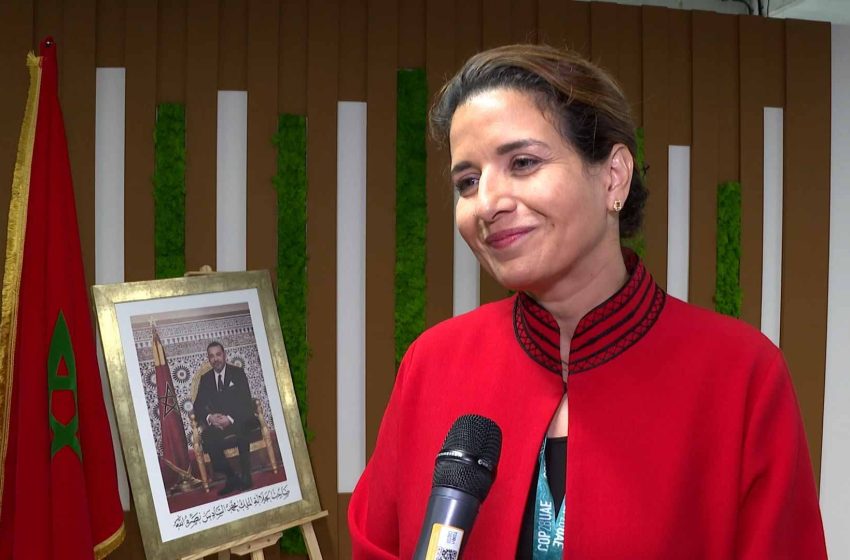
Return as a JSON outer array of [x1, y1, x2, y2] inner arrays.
[[206, 341, 225, 354], [429, 44, 646, 238]]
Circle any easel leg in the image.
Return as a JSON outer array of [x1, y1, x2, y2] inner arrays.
[[300, 522, 323, 560]]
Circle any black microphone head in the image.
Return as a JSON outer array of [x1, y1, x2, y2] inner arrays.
[[433, 414, 502, 502]]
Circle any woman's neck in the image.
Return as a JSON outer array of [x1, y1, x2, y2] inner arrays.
[[530, 248, 629, 349]]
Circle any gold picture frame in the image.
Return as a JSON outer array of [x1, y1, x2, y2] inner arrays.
[[92, 271, 321, 559]]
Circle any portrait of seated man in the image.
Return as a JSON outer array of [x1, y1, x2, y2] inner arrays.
[[193, 341, 259, 496]]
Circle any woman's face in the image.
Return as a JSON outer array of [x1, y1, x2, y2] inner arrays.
[[450, 88, 625, 295]]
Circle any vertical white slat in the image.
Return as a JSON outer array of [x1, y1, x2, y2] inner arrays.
[[667, 145, 691, 301], [822, 23, 850, 560], [95, 67, 131, 509], [336, 101, 367, 492], [761, 107, 784, 346], [453, 190, 480, 316], [96, 68, 125, 285], [216, 91, 248, 271]]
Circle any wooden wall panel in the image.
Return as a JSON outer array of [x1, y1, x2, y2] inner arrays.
[[539, 0, 591, 55], [63, 0, 97, 287], [760, 20, 785, 110], [689, 10, 720, 310], [112, 508, 146, 560], [365, 0, 397, 459], [246, 0, 280, 277], [715, 16, 739, 184], [455, 0, 481, 65], [337, 493, 353, 560], [218, 0, 248, 91], [339, 0, 367, 101], [424, 0, 454, 328], [537, 0, 567, 47], [306, 0, 340, 554], [737, 17, 766, 330], [279, 0, 307, 115], [783, 19, 830, 484], [618, 5, 642, 127], [184, 0, 218, 271], [95, 0, 125, 68], [398, 0, 425, 68], [124, 2, 157, 282], [641, 5, 670, 288], [0, 1, 34, 298], [511, 0, 537, 44], [690, 11, 738, 311], [34, 0, 63, 55], [738, 17, 785, 329], [590, 2, 618, 78], [667, 10, 691, 146], [156, 0, 186, 104], [563, 1, 590, 58], [482, 0, 511, 50]]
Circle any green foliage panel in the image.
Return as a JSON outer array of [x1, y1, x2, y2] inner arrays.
[[272, 114, 310, 555], [715, 181, 742, 318], [395, 69, 428, 367], [153, 104, 186, 279]]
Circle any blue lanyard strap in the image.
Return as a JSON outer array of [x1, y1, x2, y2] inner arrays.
[[532, 436, 565, 560]]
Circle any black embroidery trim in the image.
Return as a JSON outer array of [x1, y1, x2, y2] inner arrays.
[[574, 251, 643, 337], [513, 255, 666, 375], [519, 293, 559, 331], [513, 297, 561, 374], [522, 311, 560, 352], [570, 272, 654, 353], [568, 287, 666, 374]]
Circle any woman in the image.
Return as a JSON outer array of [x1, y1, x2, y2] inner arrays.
[[348, 44, 826, 559]]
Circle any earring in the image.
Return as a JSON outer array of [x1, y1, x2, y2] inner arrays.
[[613, 199, 623, 212]]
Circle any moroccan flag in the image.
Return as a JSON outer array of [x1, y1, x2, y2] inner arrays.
[[151, 327, 192, 483], [0, 39, 125, 558]]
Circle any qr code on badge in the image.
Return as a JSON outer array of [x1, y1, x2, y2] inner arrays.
[[432, 547, 459, 560]]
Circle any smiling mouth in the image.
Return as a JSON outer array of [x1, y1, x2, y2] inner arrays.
[[485, 227, 534, 249]]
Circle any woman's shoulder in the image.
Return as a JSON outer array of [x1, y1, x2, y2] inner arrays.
[[394, 295, 518, 385], [411, 295, 517, 347], [660, 294, 779, 356], [648, 296, 790, 396]]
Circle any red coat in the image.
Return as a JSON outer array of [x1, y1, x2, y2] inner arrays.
[[348, 257, 826, 559]]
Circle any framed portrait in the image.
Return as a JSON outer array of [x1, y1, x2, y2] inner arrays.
[[93, 271, 321, 559]]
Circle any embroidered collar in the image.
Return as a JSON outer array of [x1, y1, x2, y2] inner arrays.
[[513, 250, 666, 375]]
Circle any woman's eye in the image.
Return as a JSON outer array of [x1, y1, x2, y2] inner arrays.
[[512, 156, 539, 172], [454, 176, 479, 194]]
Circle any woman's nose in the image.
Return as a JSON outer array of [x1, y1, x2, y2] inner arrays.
[[475, 171, 513, 222]]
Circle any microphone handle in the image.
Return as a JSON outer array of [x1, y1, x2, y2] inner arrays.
[[413, 487, 481, 560]]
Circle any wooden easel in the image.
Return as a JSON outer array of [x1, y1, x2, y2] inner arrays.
[[179, 510, 328, 560], [184, 265, 215, 277]]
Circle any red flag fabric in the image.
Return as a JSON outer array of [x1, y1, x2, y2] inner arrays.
[[151, 328, 192, 483], [0, 38, 125, 558]]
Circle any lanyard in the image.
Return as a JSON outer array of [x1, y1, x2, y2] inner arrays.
[[532, 436, 565, 560]]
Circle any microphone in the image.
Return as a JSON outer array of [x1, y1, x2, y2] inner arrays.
[[413, 414, 502, 560]]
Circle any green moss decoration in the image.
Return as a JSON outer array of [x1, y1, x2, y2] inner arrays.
[[272, 114, 310, 555], [153, 104, 186, 278], [715, 181, 742, 318], [621, 127, 646, 259], [395, 69, 428, 367]]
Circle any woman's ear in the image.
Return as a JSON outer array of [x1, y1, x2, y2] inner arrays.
[[606, 144, 633, 212]]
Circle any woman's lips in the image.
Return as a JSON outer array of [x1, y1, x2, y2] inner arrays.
[[485, 227, 534, 249]]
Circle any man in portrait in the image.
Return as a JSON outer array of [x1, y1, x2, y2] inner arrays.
[[193, 341, 259, 495]]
